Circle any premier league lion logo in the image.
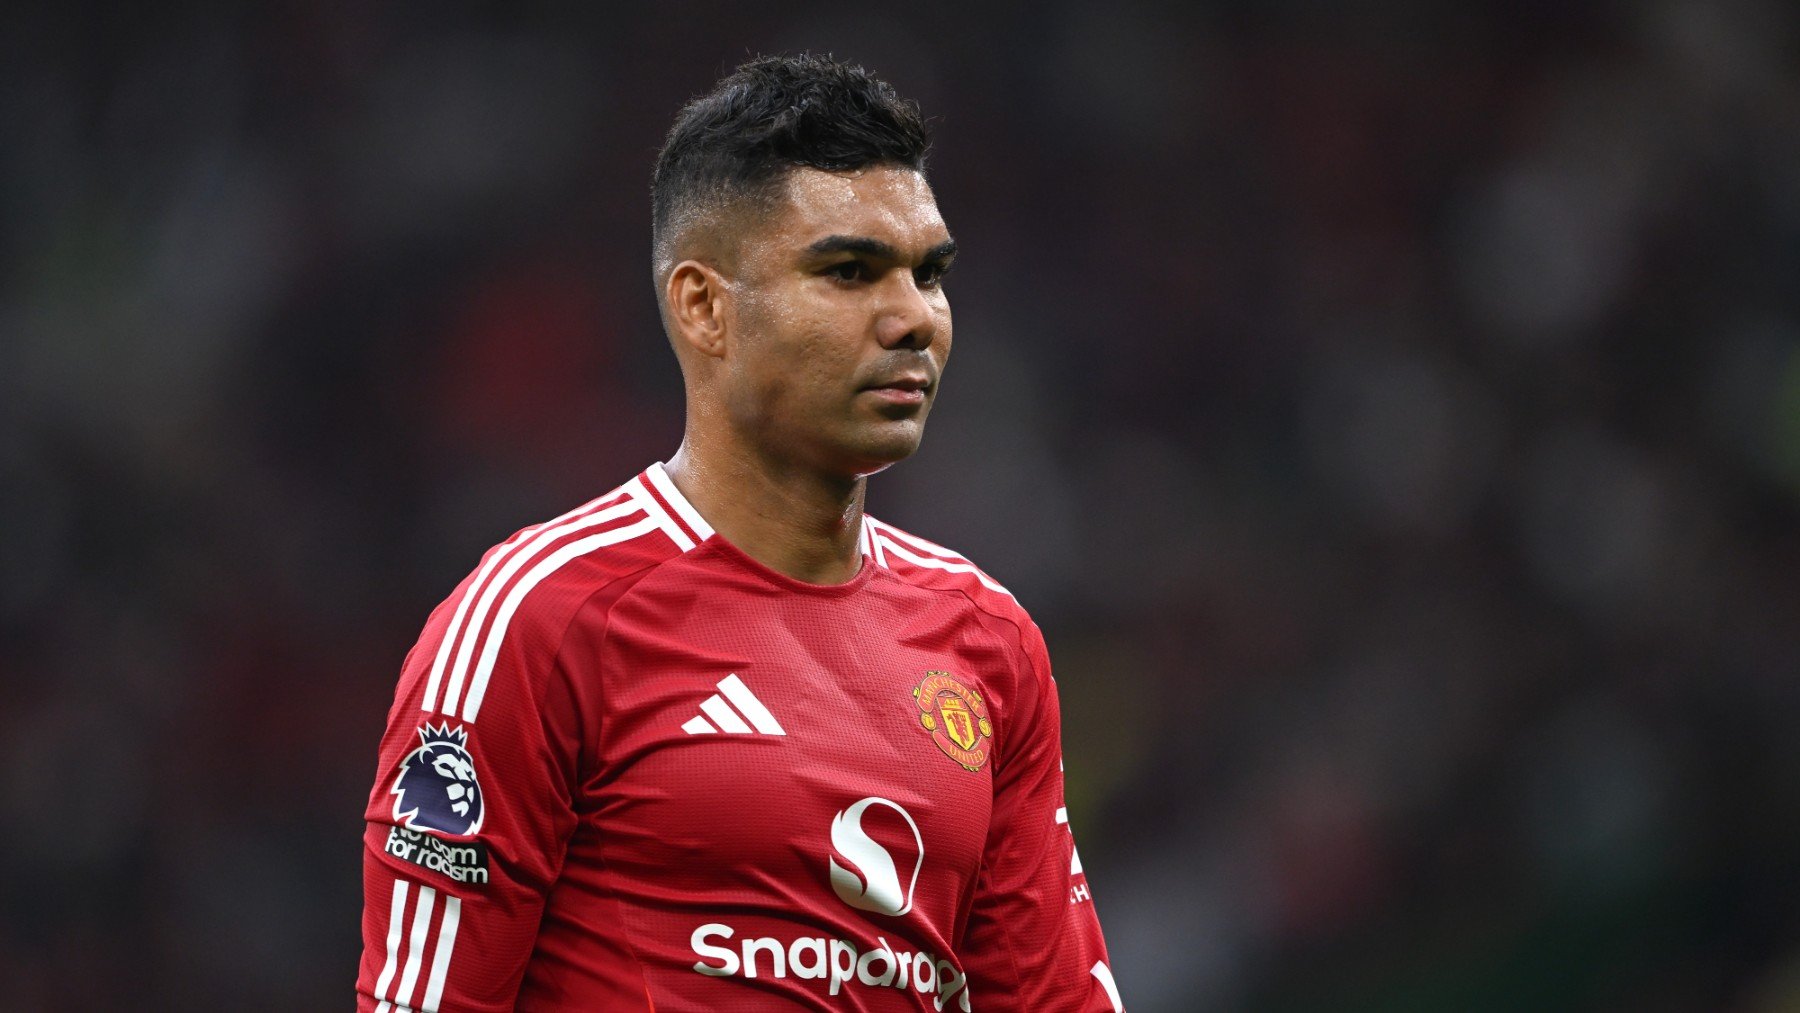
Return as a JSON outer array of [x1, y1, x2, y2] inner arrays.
[[390, 722, 484, 835]]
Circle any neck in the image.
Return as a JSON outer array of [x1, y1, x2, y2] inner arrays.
[[662, 434, 867, 585]]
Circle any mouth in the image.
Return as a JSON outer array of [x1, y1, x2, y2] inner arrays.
[[860, 374, 933, 406]]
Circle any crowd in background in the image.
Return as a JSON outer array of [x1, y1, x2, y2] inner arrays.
[[4, 2, 1799, 1009]]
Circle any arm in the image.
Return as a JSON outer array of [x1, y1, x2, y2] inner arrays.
[[960, 619, 1124, 1012], [355, 572, 583, 1012]]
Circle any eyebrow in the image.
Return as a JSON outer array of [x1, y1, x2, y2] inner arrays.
[[807, 235, 958, 265]]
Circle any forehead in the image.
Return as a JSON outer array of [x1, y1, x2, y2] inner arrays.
[[762, 165, 947, 252]]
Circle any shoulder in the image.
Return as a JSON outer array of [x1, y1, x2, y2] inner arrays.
[[469, 472, 699, 618], [415, 469, 699, 723], [863, 514, 1035, 634], [864, 517, 1059, 765]]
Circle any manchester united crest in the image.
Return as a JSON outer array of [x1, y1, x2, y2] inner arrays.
[[912, 671, 993, 772]]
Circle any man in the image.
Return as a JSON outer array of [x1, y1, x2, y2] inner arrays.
[[357, 54, 1121, 1011]]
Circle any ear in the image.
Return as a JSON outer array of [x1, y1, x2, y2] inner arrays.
[[664, 259, 732, 359]]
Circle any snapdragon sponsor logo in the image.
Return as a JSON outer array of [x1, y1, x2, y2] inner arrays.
[[691, 924, 970, 1011], [830, 797, 923, 916], [690, 796, 973, 1008]]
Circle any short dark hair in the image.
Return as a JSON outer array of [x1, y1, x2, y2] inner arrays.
[[651, 54, 930, 272]]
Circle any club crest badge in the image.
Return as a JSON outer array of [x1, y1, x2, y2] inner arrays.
[[390, 722, 484, 835], [912, 671, 993, 772]]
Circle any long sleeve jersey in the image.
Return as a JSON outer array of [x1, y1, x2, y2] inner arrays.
[[357, 462, 1122, 1011]]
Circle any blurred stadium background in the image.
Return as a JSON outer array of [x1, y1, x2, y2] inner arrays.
[[5, 2, 1800, 1009]]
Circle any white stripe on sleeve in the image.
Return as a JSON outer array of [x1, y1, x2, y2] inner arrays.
[[373, 879, 408, 1003], [393, 885, 436, 1008], [875, 535, 1012, 596], [459, 515, 661, 721], [421, 490, 631, 712], [420, 896, 461, 1012], [1091, 960, 1125, 1011], [440, 500, 644, 719]]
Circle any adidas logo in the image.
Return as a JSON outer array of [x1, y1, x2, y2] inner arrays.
[[682, 674, 786, 736]]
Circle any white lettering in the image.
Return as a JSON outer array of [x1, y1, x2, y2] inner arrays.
[[1056, 804, 1086, 875], [914, 951, 936, 993], [858, 937, 897, 986], [385, 826, 488, 882], [691, 924, 738, 976], [790, 937, 827, 979], [829, 939, 856, 996], [687, 924, 971, 1007], [935, 960, 969, 1011], [742, 935, 785, 979]]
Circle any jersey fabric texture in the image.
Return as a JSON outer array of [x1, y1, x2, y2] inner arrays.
[[357, 463, 1120, 1011]]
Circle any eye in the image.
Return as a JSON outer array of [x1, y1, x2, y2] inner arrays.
[[915, 262, 950, 290], [825, 260, 868, 283]]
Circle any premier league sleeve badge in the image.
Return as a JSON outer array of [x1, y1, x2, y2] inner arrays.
[[390, 722, 485, 836]]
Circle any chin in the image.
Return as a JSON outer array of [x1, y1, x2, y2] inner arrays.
[[834, 427, 926, 477]]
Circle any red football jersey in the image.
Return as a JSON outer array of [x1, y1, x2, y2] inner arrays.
[[357, 463, 1121, 1012]]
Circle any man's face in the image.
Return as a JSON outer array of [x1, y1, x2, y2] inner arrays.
[[722, 165, 954, 478]]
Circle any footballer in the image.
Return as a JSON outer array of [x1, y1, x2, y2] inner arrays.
[[357, 54, 1121, 1011]]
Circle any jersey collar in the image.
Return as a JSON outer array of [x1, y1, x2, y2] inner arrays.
[[641, 460, 878, 565], [641, 461, 716, 547]]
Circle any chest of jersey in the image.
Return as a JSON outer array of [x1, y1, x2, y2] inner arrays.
[[560, 553, 1015, 1003]]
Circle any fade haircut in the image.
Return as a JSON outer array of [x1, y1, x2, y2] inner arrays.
[[651, 54, 930, 277]]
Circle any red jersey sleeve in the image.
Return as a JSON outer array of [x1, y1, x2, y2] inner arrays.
[[960, 618, 1124, 1012], [355, 562, 587, 1012]]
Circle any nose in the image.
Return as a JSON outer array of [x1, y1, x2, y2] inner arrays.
[[874, 273, 940, 350]]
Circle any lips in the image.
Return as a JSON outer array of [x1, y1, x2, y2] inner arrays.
[[861, 374, 932, 393], [860, 373, 932, 408]]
